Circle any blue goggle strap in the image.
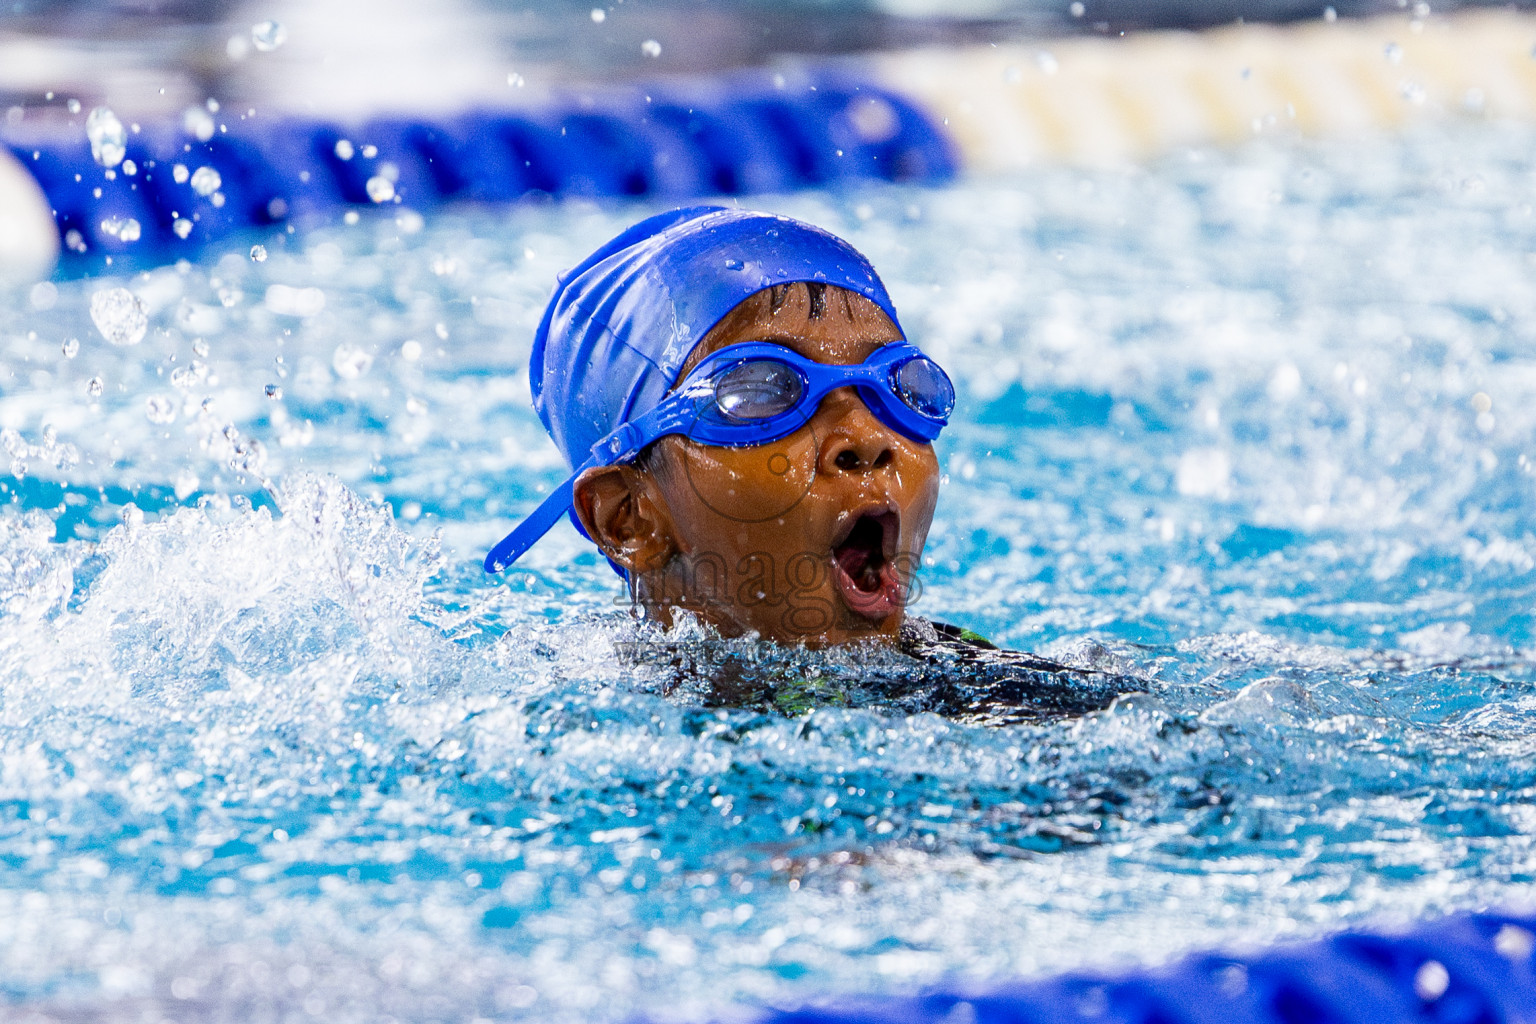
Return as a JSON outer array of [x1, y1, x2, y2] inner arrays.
[[483, 405, 693, 573], [483, 469, 583, 573]]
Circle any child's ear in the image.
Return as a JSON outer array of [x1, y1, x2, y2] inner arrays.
[[571, 465, 677, 573]]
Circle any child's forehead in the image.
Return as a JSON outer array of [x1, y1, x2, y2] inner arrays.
[[678, 284, 902, 379]]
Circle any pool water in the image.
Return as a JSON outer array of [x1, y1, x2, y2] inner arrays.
[[1, 119, 1535, 1022]]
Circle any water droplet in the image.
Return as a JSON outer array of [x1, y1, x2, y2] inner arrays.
[[507, 72, 525, 88], [590, 7, 606, 22], [172, 163, 189, 184], [265, 384, 284, 399], [173, 218, 193, 239], [251, 19, 286, 51], [66, 98, 80, 114], [1494, 924, 1535, 960], [334, 138, 354, 160], [145, 395, 177, 424], [61, 337, 79, 358], [332, 343, 373, 379], [182, 106, 215, 141], [192, 338, 210, 357], [99, 216, 141, 242], [86, 106, 127, 168], [1324, 4, 1337, 18], [1413, 960, 1449, 1001], [190, 166, 221, 196], [724, 258, 744, 270], [365, 175, 396, 203], [406, 396, 428, 415], [641, 39, 662, 57], [86, 376, 104, 398], [1069, 1, 1085, 15], [401, 339, 423, 361], [89, 287, 148, 346], [1384, 41, 1403, 63], [250, 244, 268, 262], [1036, 50, 1059, 74], [122, 159, 137, 176]]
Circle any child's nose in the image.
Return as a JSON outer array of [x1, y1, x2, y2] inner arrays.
[[816, 388, 897, 473]]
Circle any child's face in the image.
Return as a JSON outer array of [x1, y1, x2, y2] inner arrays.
[[616, 284, 942, 644]]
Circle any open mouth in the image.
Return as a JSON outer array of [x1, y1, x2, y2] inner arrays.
[[830, 510, 902, 622]]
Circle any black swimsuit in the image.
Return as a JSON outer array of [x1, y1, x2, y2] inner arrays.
[[622, 617, 1140, 725]]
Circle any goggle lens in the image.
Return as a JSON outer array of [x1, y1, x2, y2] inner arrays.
[[713, 360, 805, 421], [893, 357, 956, 421]]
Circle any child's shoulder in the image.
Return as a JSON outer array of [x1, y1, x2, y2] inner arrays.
[[898, 616, 1141, 724]]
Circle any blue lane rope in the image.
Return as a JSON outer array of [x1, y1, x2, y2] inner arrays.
[[740, 911, 1536, 1024], [0, 70, 956, 275]]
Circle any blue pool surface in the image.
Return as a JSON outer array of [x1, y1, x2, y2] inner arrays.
[[1, 120, 1534, 1021]]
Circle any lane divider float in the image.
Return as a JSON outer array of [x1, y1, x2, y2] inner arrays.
[[3, 10, 1536, 283]]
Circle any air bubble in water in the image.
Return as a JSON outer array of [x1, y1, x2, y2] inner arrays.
[[1384, 42, 1403, 63], [66, 98, 80, 114], [173, 218, 193, 239], [332, 343, 373, 379], [86, 106, 127, 168], [365, 176, 395, 203], [251, 20, 286, 51], [1069, 1, 1085, 15], [401, 339, 422, 361], [641, 39, 661, 57], [250, 244, 268, 262], [89, 287, 148, 346], [265, 384, 283, 399], [190, 166, 222, 196], [145, 395, 177, 424], [1324, 4, 1337, 18], [591, 8, 606, 22], [86, 376, 104, 397], [507, 72, 525, 87], [334, 139, 354, 160], [61, 337, 79, 358]]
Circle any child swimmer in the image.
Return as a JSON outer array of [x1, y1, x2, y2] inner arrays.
[[486, 207, 1134, 722]]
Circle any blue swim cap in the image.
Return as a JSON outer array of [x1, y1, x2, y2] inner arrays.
[[530, 205, 902, 468], [487, 206, 903, 572]]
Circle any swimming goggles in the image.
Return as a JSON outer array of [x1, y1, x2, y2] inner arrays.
[[485, 340, 955, 572]]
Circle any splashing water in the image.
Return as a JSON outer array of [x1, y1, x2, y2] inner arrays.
[[1, 122, 1536, 1022]]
